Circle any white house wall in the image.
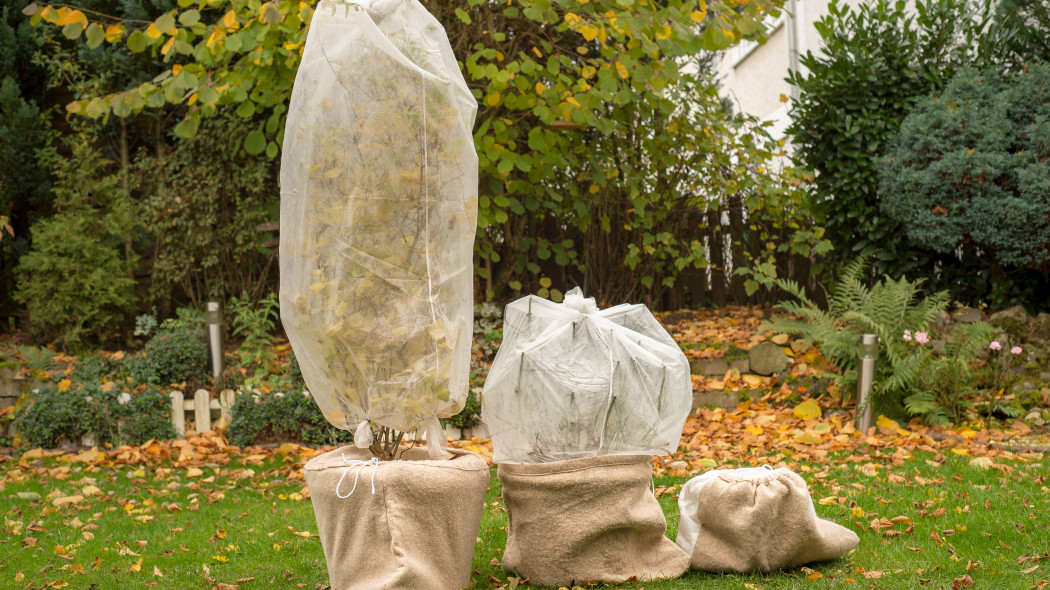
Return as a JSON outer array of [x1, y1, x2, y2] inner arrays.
[[716, 0, 865, 143]]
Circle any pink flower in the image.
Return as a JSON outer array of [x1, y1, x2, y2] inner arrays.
[[989, 341, 1002, 351], [1011, 346, 1022, 355], [914, 331, 930, 344], [903, 330, 913, 341]]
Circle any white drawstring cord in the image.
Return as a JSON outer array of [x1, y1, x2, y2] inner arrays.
[[335, 454, 380, 497]]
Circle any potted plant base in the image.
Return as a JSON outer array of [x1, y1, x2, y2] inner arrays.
[[497, 454, 690, 587], [305, 446, 489, 590]]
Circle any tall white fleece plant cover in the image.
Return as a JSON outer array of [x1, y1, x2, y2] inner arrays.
[[280, 0, 478, 450], [482, 288, 692, 463]]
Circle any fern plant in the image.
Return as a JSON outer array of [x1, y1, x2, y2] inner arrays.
[[763, 258, 950, 416], [16, 345, 56, 373]]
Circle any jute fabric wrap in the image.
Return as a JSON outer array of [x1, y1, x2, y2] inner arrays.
[[304, 446, 489, 590], [679, 467, 859, 573], [497, 454, 689, 586]]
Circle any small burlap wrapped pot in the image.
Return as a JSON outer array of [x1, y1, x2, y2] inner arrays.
[[676, 467, 859, 573], [305, 446, 489, 590], [498, 454, 689, 587]]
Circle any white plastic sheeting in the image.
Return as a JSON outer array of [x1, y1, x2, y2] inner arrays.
[[279, 0, 478, 445], [482, 288, 692, 463]]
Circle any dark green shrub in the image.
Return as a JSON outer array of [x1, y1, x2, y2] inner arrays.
[[286, 351, 303, 385], [13, 140, 138, 347], [227, 390, 353, 447], [13, 387, 92, 448], [788, 0, 1000, 283], [130, 327, 209, 386], [71, 355, 114, 383], [14, 210, 137, 347], [138, 111, 275, 306], [120, 387, 177, 444], [992, 0, 1050, 67], [13, 383, 120, 448], [880, 64, 1050, 273], [13, 382, 177, 448]]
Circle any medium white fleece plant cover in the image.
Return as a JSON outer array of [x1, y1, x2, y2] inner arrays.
[[482, 288, 692, 463], [279, 0, 478, 451]]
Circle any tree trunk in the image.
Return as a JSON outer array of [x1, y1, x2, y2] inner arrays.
[[707, 207, 726, 307]]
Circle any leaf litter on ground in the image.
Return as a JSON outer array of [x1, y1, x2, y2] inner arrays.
[[2, 305, 1049, 589]]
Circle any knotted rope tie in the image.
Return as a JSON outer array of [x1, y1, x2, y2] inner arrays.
[[335, 454, 379, 498]]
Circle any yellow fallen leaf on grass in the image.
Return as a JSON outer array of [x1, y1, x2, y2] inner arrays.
[[968, 458, 993, 470], [52, 495, 84, 508], [793, 399, 822, 420], [742, 374, 764, 387], [794, 432, 822, 445], [876, 415, 898, 430]]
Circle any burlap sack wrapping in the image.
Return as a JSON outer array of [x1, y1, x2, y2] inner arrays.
[[676, 467, 859, 573], [305, 446, 489, 590], [498, 454, 689, 586]]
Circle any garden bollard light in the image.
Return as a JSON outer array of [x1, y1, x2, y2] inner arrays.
[[856, 334, 878, 433], [207, 301, 223, 379]]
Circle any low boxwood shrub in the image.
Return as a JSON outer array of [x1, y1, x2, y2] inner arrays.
[[227, 389, 354, 447], [120, 387, 177, 443], [12, 383, 174, 448], [13, 386, 100, 448], [130, 326, 209, 386]]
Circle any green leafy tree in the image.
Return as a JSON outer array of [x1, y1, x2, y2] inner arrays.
[[24, 0, 829, 307], [0, 0, 56, 320], [14, 138, 138, 347], [138, 110, 276, 306], [879, 64, 1050, 306], [787, 0, 1000, 284], [992, 0, 1050, 67]]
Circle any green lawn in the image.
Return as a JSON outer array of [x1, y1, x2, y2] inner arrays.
[[1, 448, 1047, 589]]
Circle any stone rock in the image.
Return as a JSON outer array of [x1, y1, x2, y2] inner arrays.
[[668, 460, 688, 471], [1031, 313, 1050, 343], [931, 339, 947, 356], [748, 342, 791, 376], [806, 378, 832, 397], [692, 390, 739, 412], [825, 408, 848, 420], [988, 305, 1030, 342], [691, 358, 729, 377], [729, 358, 750, 374], [956, 307, 984, 323]]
